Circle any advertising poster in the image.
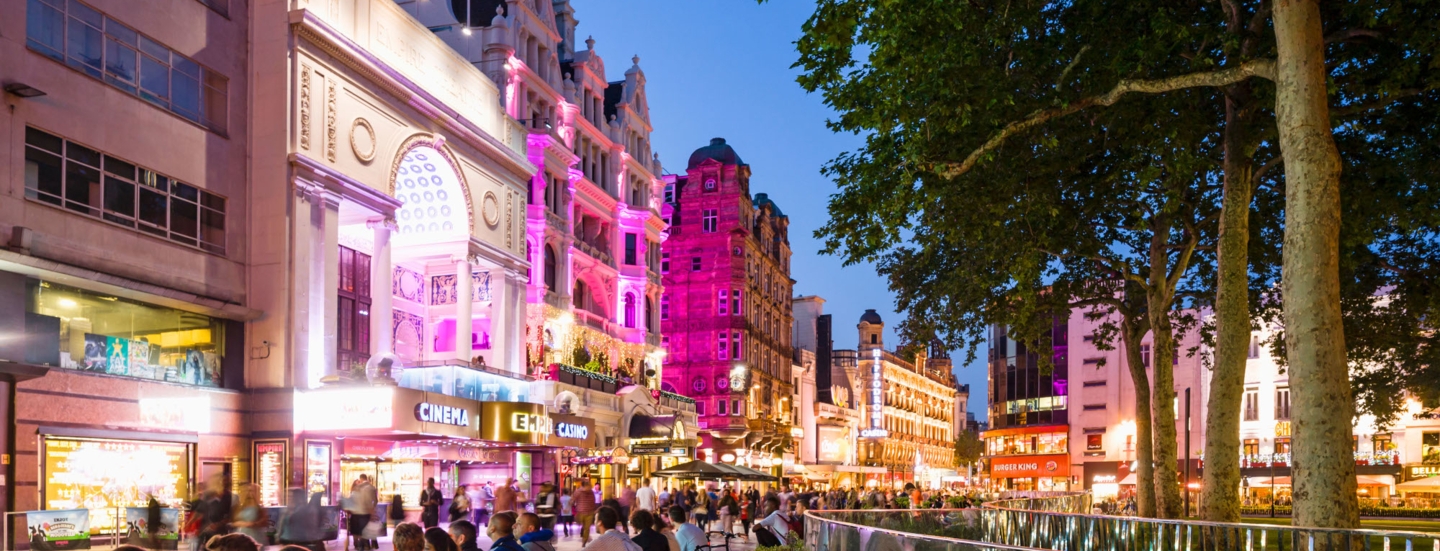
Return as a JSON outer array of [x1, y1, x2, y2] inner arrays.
[[306, 442, 332, 505], [25, 508, 92, 550], [43, 438, 190, 534], [123, 507, 179, 549], [253, 441, 286, 507], [514, 452, 532, 488], [105, 336, 130, 376], [81, 335, 107, 372], [128, 340, 154, 379]]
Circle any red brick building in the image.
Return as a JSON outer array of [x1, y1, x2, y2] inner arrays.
[[660, 138, 796, 470]]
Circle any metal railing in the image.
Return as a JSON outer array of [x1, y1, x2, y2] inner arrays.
[[804, 509, 1052, 551], [982, 492, 1440, 551]]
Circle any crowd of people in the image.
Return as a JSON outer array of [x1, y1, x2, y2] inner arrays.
[[174, 473, 987, 551]]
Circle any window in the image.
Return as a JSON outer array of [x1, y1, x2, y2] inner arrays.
[[732, 332, 743, 360], [1141, 344, 1152, 367], [646, 296, 656, 332], [543, 245, 557, 291], [1423, 433, 1440, 465], [1249, 334, 1261, 359], [732, 289, 743, 315], [664, 183, 675, 203], [338, 246, 372, 378], [1274, 438, 1291, 455], [1086, 434, 1103, 451], [624, 233, 638, 265], [660, 295, 670, 321], [718, 289, 729, 315], [732, 399, 741, 416], [701, 209, 718, 233], [1374, 434, 1395, 452], [1274, 388, 1291, 420], [695, 401, 706, 416], [1243, 390, 1259, 421], [691, 257, 701, 271], [661, 252, 670, 274], [28, 278, 227, 387], [1082, 380, 1107, 387], [26, 0, 228, 133], [717, 399, 728, 416], [718, 332, 729, 361], [1082, 357, 1103, 365], [1082, 404, 1106, 411], [623, 293, 636, 328], [24, 127, 227, 254], [870, 334, 877, 345], [1243, 438, 1260, 456]]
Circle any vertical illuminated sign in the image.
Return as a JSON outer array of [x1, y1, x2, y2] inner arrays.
[[861, 349, 889, 438], [253, 440, 287, 506]]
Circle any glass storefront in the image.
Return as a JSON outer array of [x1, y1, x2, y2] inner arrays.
[[42, 435, 194, 534], [986, 432, 1068, 456], [28, 278, 226, 387]]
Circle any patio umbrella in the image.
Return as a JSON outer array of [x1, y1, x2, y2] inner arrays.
[[651, 460, 738, 479], [723, 463, 779, 482], [1395, 477, 1440, 492]]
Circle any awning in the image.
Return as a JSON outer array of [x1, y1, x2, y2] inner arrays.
[[628, 414, 678, 439], [1119, 473, 1137, 486], [1357, 476, 1391, 486], [1396, 477, 1440, 491]]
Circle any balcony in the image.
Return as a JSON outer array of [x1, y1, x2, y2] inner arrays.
[[549, 363, 619, 394], [575, 239, 615, 267]]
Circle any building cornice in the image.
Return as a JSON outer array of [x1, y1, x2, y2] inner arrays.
[[290, 9, 536, 184]]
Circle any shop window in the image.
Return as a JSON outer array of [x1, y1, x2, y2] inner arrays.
[[1086, 434, 1103, 451], [24, 127, 227, 254], [1274, 438, 1291, 455], [25, 2, 227, 133], [29, 278, 225, 386], [338, 246, 372, 379]]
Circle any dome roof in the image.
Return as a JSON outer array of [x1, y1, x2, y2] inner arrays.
[[687, 137, 744, 170], [860, 309, 884, 325]]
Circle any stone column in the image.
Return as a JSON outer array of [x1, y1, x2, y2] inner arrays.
[[291, 180, 317, 387], [489, 265, 509, 372], [369, 217, 396, 357], [314, 188, 341, 381], [454, 255, 474, 364], [505, 268, 527, 372]]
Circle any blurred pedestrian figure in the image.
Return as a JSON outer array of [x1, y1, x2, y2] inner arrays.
[[425, 526, 458, 551], [390, 494, 408, 528], [571, 479, 599, 546], [420, 478, 444, 528], [278, 489, 325, 551], [558, 485, 574, 537], [233, 484, 269, 546], [393, 523, 426, 551], [495, 478, 518, 515], [448, 520, 479, 551], [534, 483, 558, 531], [515, 512, 555, 551], [449, 488, 472, 524]]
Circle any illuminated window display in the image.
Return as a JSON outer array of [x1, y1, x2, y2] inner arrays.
[[42, 436, 193, 534], [253, 441, 286, 506], [29, 278, 225, 387], [986, 432, 1068, 456]]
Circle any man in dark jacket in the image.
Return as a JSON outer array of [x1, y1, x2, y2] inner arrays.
[[485, 512, 526, 551], [627, 510, 668, 551]]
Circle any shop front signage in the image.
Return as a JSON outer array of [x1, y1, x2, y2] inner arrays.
[[631, 443, 673, 455], [1410, 465, 1440, 479], [549, 413, 596, 448], [294, 387, 397, 432], [43, 436, 192, 534], [252, 440, 287, 507], [990, 454, 1070, 479], [416, 402, 471, 426], [817, 425, 850, 464], [480, 402, 550, 445], [138, 397, 212, 433], [864, 348, 888, 439]]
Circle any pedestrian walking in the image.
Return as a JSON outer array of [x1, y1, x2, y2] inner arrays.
[[420, 478, 444, 529]]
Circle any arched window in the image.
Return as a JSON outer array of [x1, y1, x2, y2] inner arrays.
[[623, 293, 636, 329], [544, 245, 557, 291]]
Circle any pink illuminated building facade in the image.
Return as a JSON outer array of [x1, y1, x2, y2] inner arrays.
[[662, 140, 797, 470]]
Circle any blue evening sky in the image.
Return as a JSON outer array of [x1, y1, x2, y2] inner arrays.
[[577, 1, 989, 420]]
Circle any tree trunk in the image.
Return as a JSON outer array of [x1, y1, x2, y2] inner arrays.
[[1147, 297, 1181, 519], [1200, 81, 1256, 523], [1123, 318, 1156, 518], [1273, 0, 1357, 529]]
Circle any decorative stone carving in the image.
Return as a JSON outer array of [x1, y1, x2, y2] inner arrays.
[[300, 65, 312, 150], [325, 81, 337, 162], [350, 118, 376, 162], [482, 191, 501, 228]]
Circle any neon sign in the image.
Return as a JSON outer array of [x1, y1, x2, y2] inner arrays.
[[865, 348, 888, 438], [511, 412, 552, 434], [556, 422, 589, 439], [416, 402, 471, 426]]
